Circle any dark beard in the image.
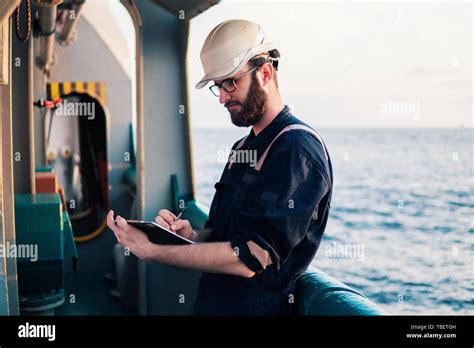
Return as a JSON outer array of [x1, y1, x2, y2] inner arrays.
[[226, 73, 267, 127]]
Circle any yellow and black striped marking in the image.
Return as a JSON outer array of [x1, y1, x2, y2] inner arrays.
[[47, 81, 107, 106]]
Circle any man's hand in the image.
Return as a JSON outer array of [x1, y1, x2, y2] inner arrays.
[[155, 209, 194, 240], [107, 210, 152, 260], [107, 211, 254, 277]]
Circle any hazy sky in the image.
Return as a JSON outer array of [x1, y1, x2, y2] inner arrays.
[[187, 1, 472, 129]]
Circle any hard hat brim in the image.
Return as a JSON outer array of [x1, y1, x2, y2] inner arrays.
[[195, 67, 240, 89], [195, 41, 277, 89]]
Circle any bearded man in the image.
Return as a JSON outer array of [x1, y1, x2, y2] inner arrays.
[[107, 19, 333, 315]]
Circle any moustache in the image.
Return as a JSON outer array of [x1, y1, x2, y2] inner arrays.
[[225, 101, 242, 109]]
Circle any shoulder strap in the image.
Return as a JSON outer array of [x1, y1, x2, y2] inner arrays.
[[255, 124, 328, 171], [227, 135, 248, 170]]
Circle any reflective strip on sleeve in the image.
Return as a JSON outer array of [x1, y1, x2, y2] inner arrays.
[[246, 240, 273, 269]]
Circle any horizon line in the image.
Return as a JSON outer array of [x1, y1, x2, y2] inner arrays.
[[192, 126, 473, 130]]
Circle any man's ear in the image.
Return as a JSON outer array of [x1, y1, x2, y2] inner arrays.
[[259, 63, 273, 87]]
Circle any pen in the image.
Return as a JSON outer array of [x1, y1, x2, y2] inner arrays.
[[175, 207, 186, 221]]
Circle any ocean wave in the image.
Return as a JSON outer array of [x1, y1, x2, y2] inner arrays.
[[377, 221, 404, 230]]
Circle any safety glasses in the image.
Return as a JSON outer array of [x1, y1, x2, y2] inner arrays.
[[208, 66, 258, 97]]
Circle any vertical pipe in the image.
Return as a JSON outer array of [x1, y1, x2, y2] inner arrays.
[[0, 20, 8, 316], [1, 16, 9, 84], [121, 0, 144, 220], [28, 30, 35, 193], [180, 21, 196, 200], [136, 46, 144, 219], [35, 3, 60, 75], [0, 17, 20, 316], [57, 2, 84, 45]]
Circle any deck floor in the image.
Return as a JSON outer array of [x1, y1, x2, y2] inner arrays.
[[54, 272, 138, 316]]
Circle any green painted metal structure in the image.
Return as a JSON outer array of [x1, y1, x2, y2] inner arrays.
[[14, 192, 77, 311]]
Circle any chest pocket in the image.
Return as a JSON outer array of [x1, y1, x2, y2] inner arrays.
[[211, 167, 259, 241], [231, 170, 258, 210]]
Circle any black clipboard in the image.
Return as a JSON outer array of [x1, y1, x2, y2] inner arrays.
[[126, 220, 195, 245]]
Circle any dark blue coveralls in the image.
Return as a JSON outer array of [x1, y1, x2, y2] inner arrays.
[[194, 105, 333, 315]]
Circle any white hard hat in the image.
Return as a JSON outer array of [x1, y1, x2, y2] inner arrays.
[[195, 19, 277, 89]]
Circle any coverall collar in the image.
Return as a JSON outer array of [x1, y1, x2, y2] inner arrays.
[[245, 105, 291, 150]]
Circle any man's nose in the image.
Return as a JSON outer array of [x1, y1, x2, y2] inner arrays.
[[219, 89, 232, 104]]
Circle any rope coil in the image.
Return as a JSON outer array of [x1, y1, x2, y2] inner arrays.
[[15, 0, 31, 43]]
